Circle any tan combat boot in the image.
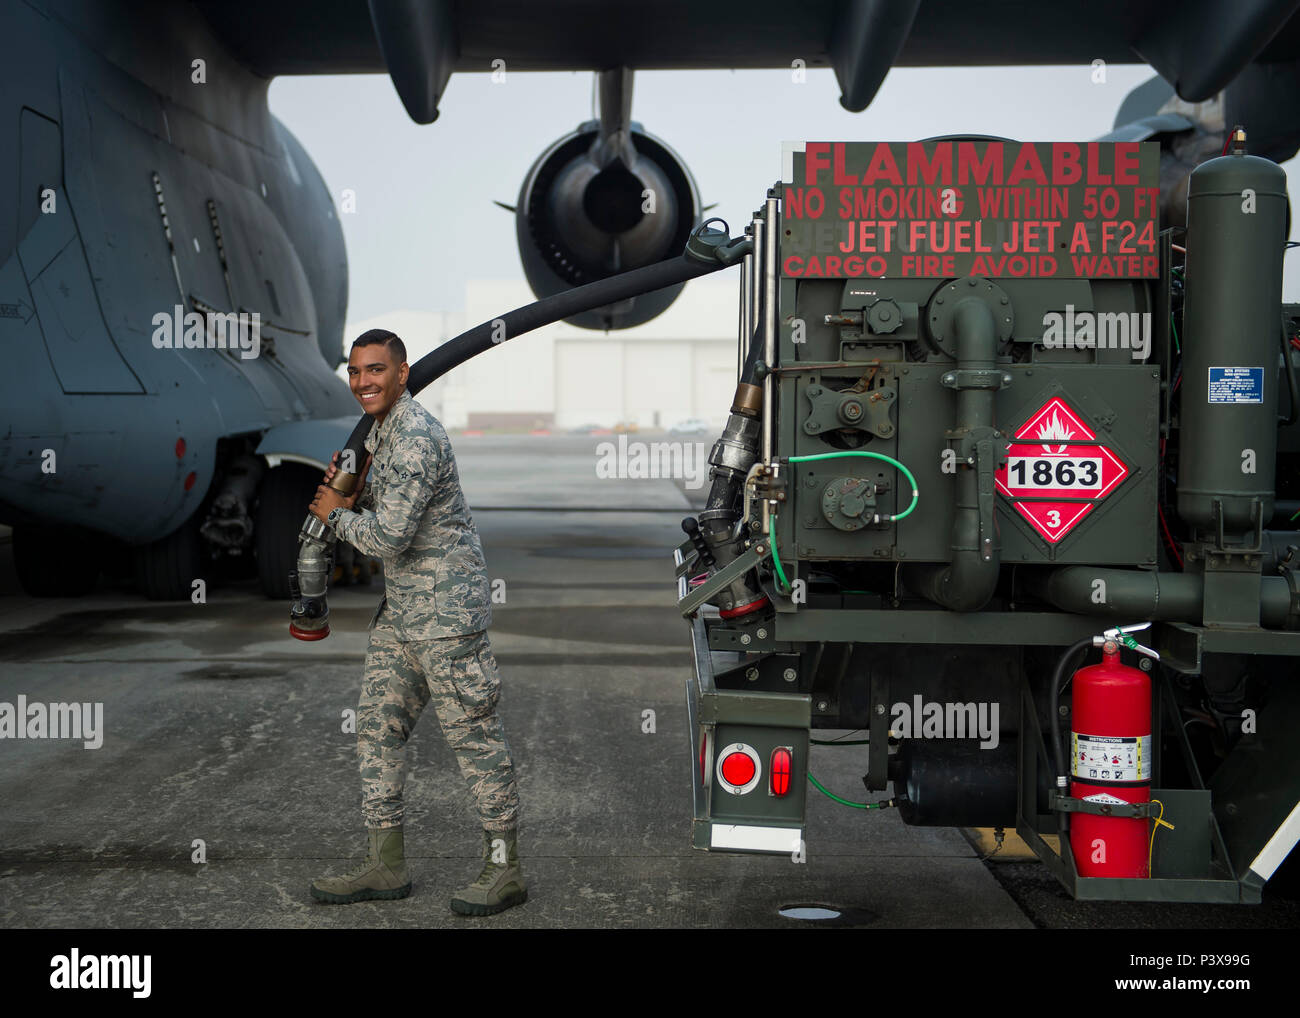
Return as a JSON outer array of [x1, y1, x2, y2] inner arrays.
[[310, 827, 412, 904], [450, 828, 527, 916]]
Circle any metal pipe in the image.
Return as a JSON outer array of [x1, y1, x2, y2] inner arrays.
[[750, 215, 764, 377], [1025, 566, 1297, 628], [738, 243, 752, 381], [689, 227, 772, 616], [762, 192, 779, 466], [748, 214, 765, 534], [904, 297, 1002, 611]]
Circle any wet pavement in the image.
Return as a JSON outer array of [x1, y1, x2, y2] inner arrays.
[[0, 435, 1292, 929]]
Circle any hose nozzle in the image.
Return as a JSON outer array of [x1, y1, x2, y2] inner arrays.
[[287, 462, 362, 641], [288, 513, 335, 640]]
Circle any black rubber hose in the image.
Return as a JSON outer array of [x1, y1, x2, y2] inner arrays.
[[290, 227, 747, 640], [1049, 637, 1094, 836], [1281, 315, 1298, 427], [333, 252, 735, 464]]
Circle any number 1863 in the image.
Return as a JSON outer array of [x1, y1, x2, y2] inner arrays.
[[1007, 456, 1100, 489]]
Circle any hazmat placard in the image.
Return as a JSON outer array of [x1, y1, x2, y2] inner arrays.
[[994, 397, 1129, 544]]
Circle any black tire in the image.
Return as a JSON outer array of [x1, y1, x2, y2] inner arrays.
[[255, 463, 322, 600], [12, 526, 100, 597], [131, 514, 207, 600]]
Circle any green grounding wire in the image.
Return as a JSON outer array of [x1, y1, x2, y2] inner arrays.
[[766, 450, 920, 593], [760, 451, 919, 807], [807, 773, 888, 809]]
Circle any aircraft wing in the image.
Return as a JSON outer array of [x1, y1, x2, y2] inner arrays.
[[194, 0, 1300, 123]]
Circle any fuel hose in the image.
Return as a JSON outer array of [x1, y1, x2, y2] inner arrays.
[[289, 222, 751, 639]]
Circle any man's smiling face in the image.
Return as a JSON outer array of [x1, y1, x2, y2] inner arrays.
[[347, 341, 409, 423]]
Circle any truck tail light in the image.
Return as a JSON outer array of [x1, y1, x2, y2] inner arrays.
[[770, 747, 792, 796], [721, 751, 756, 787], [716, 743, 762, 794]]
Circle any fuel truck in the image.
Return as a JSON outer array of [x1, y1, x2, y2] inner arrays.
[[291, 133, 1299, 905], [674, 136, 1300, 904]]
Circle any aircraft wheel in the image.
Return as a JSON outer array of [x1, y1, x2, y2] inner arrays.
[[12, 526, 100, 597], [255, 463, 320, 600], [131, 514, 208, 600]]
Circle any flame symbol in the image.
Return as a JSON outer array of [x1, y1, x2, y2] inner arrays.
[[1036, 410, 1074, 454]]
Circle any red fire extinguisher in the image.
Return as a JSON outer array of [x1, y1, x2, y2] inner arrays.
[[1069, 638, 1152, 878]]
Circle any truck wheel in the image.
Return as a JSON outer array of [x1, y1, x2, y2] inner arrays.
[[132, 515, 208, 600], [256, 463, 320, 599], [12, 526, 99, 597]]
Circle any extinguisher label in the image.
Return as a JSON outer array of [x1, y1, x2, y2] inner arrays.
[[1072, 732, 1151, 782], [1081, 791, 1129, 806]]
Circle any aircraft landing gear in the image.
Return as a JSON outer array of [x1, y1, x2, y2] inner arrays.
[[131, 514, 209, 600], [255, 464, 320, 600]]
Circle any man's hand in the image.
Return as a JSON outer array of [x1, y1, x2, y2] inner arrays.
[[312, 451, 372, 524], [309, 484, 347, 524]]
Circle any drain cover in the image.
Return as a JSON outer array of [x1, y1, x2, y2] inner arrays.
[[779, 905, 842, 921]]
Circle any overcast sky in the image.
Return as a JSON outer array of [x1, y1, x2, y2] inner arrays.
[[268, 64, 1300, 324]]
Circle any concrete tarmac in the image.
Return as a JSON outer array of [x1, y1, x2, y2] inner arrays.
[[0, 435, 1292, 928]]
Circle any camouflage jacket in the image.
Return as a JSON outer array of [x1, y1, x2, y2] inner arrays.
[[333, 390, 491, 639]]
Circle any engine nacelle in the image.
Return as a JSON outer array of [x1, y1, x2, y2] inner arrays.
[[515, 122, 700, 330]]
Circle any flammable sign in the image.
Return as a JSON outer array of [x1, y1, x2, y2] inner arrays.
[[994, 396, 1129, 543]]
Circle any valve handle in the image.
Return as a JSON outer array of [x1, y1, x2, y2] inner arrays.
[[1096, 622, 1160, 661]]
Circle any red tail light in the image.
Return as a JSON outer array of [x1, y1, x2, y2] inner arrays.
[[715, 743, 762, 794], [721, 752, 756, 787], [770, 747, 792, 796]]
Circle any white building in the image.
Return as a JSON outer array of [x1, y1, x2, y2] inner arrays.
[[343, 275, 740, 432]]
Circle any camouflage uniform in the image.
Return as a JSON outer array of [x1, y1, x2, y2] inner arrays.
[[332, 390, 519, 834]]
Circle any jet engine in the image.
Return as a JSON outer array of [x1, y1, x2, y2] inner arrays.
[[512, 69, 701, 330], [515, 123, 700, 330]]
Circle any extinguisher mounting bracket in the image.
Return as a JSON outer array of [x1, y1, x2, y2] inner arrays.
[[1051, 793, 1156, 820]]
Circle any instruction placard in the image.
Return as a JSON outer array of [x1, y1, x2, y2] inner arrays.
[[1072, 732, 1151, 783], [1208, 366, 1264, 404]]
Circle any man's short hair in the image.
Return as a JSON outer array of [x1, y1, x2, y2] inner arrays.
[[351, 329, 407, 365]]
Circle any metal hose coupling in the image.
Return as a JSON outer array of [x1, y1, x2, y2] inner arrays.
[[691, 406, 770, 618], [288, 467, 359, 640]]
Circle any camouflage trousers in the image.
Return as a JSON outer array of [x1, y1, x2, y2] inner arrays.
[[357, 621, 520, 834]]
